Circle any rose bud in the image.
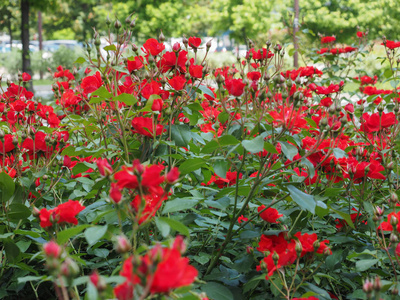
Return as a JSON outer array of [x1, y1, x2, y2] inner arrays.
[[115, 235, 131, 253], [44, 241, 61, 258], [96, 158, 113, 177], [166, 167, 180, 184], [110, 183, 122, 204], [90, 270, 107, 292]]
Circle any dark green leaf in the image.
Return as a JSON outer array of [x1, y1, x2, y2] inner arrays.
[[179, 158, 206, 174], [57, 224, 90, 244], [162, 198, 199, 214], [171, 125, 192, 147], [156, 217, 190, 237], [279, 141, 298, 160], [112, 93, 137, 105], [202, 282, 234, 300], [7, 203, 31, 220], [242, 136, 264, 153], [85, 225, 108, 246], [0, 172, 15, 203], [287, 185, 316, 214]]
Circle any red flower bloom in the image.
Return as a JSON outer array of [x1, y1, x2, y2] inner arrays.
[[225, 78, 246, 97], [96, 158, 113, 176], [39, 200, 85, 228], [357, 31, 365, 38], [131, 117, 165, 138], [382, 40, 400, 49], [140, 80, 162, 100], [360, 112, 397, 133], [158, 51, 188, 73], [188, 36, 202, 48], [247, 71, 262, 81], [142, 38, 165, 56], [151, 97, 164, 112], [22, 72, 31, 82], [81, 71, 103, 94], [189, 63, 203, 78], [238, 215, 249, 224], [127, 56, 144, 72], [110, 183, 122, 203], [321, 36, 336, 43], [315, 83, 340, 95], [143, 242, 198, 293], [258, 205, 282, 223], [168, 75, 186, 91], [166, 167, 180, 184], [378, 211, 400, 232]]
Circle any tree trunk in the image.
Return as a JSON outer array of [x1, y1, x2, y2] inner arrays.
[[21, 0, 33, 91], [38, 10, 43, 80], [293, 0, 300, 68]]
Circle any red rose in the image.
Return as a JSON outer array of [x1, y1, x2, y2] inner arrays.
[[22, 72, 31, 82], [127, 56, 144, 72], [321, 36, 336, 43], [258, 205, 282, 223], [188, 36, 202, 48], [81, 71, 103, 94], [168, 75, 186, 91], [96, 158, 113, 176], [189, 63, 203, 78], [225, 78, 246, 97], [131, 117, 165, 138], [142, 38, 165, 56]]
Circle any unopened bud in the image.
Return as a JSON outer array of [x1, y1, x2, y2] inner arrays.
[[295, 242, 303, 256], [390, 215, 398, 227], [61, 257, 79, 278], [272, 252, 279, 265], [390, 233, 398, 243], [206, 40, 212, 50], [114, 19, 122, 30], [313, 240, 320, 251], [115, 235, 131, 253], [390, 192, 399, 204], [363, 279, 374, 293], [373, 276, 381, 291], [159, 31, 165, 43]]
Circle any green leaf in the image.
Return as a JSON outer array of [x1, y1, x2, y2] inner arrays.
[[17, 276, 46, 284], [7, 203, 31, 220], [279, 141, 298, 160], [74, 57, 86, 64], [202, 282, 234, 300], [72, 163, 91, 176], [332, 148, 347, 159], [103, 44, 117, 51], [91, 86, 112, 98], [4, 239, 20, 262], [155, 217, 171, 237], [57, 224, 90, 244], [0, 172, 15, 203], [139, 94, 160, 112], [242, 135, 264, 153], [384, 69, 393, 79], [179, 158, 206, 174], [329, 206, 355, 229], [84, 225, 108, 246], [213, 160, 228, 178], [171, 125, 192, 147], [156, 217, 190, 237], [356, 259, 379, 272], [219, 135, 239, 146], [162, 198, 199, 214], [197, 84, 215, 98], [112, 93, 137, 105], [287, 185, 316, 214], [264, 142, 279, 154], [201, 140, 219, 154]]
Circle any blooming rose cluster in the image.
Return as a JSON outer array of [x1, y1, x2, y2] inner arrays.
[[114, 237, 198, 299]]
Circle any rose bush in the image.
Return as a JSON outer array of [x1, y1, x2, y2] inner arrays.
[[0, 19, 400, 300]]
